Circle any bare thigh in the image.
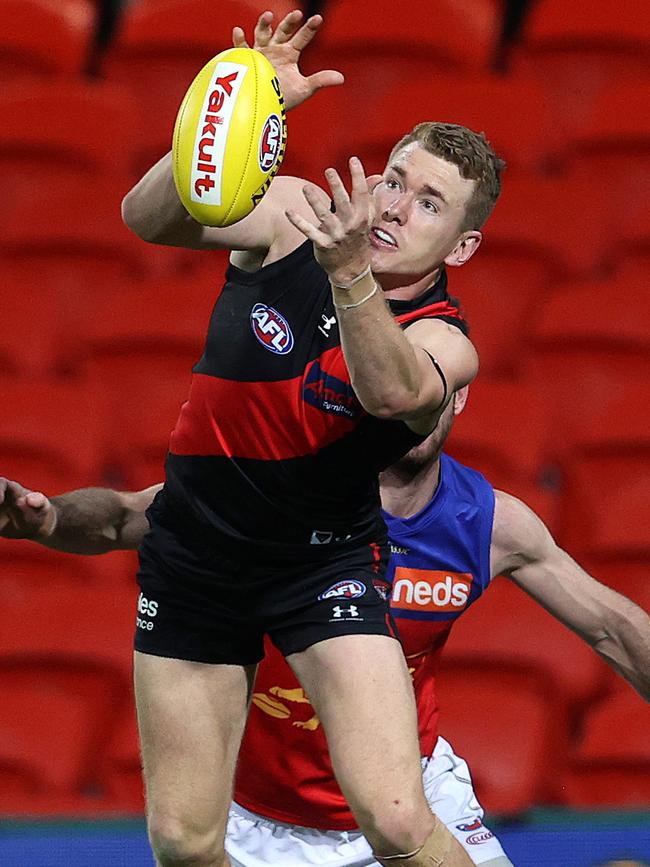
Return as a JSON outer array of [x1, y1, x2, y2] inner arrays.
[[134, 651, 256, 860], [287, 634, 433, 854]]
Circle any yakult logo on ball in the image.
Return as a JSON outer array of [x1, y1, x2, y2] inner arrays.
[[258, 114, 282, 172], [191, 62, 247, 205], [250, 303, 294, 354], [391, 568, 473, 614]]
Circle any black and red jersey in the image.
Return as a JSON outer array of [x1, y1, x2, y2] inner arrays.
[[163, 240, 466, 555]]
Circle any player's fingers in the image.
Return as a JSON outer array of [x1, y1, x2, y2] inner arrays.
[[349, 156, 369, 213], [272, 9, 303, 44], [0, 477, 7, 504], [305, 69, 345, 95], [302, 183, 334, 223], [24, 491, 48, 510], [289, 14, 322, 51], [253, 10, 274, 47], [231, 26, 249, 48], [324, 167, 354, 220], [285, 209, 331, 246]]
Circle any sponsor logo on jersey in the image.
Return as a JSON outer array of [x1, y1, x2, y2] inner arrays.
[[258, 114, 282, 172], [457, 819, 483, 833], [191, 63, 246, 205], [391, 568, 473, 613], [250, 303, 294, 354], [303, 360, 361, 418], [466, 830, 494, 845], [390, 543, 409, 556], [319, 579, 367, 601]]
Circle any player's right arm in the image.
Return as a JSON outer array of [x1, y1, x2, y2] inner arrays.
[[121, 10, 342, 254], [0, 477, 159, 554], [491, 490, 650, 702]]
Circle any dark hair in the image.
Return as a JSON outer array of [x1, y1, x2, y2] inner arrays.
[[390, 122, 506, 231]]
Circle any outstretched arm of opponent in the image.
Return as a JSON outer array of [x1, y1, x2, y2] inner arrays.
[[0, 477, 159, 554], [491, 490, 650, 702], [122, 10, 342, 252]]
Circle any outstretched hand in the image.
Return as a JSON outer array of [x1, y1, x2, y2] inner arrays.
[[232, 10, 344, 111], [286, 158, 380, 284], [0, 477, 56, 540]]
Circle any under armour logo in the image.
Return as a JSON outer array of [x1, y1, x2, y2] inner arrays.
[[318, 314, 337, 338], [332, 605, 359, 618]]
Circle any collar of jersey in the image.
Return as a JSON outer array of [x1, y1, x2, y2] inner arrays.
[[381, 453, 450, 537]]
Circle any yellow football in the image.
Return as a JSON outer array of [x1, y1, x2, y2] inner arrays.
[[172, 47, 287, 227]]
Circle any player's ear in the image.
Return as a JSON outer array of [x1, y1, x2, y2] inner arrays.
[[453, 386, 469, 415], [444, 231, 481, 268]]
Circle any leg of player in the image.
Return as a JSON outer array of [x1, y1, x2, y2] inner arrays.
[[287, 635, 474, 866], [134, 652, 257, 867]]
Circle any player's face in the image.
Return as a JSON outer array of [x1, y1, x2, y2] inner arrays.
[[370, 143, 481, 291]]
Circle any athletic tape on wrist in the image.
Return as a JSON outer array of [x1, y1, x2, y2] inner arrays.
[[330, 264, 372, 289]]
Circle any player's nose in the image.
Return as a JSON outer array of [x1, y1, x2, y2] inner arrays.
[[382, 194, 409, 224]]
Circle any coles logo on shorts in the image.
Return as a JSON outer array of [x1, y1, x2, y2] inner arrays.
[[467, 830, 495, 845], [259, 114, 283, 172], [391, 568, 473, 613], [318, 579, 367, 601], [250, 303, 294, 354]]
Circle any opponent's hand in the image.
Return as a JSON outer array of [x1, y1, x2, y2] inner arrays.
[[232, 10, 343, 111], [286, 157, 377, 284], [0, 478, 56, 540]]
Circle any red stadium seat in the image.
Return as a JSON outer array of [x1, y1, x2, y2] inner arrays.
[[310, 0, 498, 81], [444, 576, 608, 711], [446, 379, 551, 491], [0, 82, 138, 212], [0, 656, 130, 814], [0, 0, 89, 83], [340, 74, 568, 178], [0, 266, 64, 378], [479, 172, 612, 279], [565, 83, 650, 229], [512, 0, 650, 131], [436, 661, 559, 813], [524, 272, 650, 435], [563, 688, 650, 808], [0, 380, 105, 494], [0, 580, 136, 666], [0, 543, 131, 591], [79, 274, 219, 487], [105, 0, 292, 176]]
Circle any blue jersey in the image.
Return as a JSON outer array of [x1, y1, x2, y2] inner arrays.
[[382, 453, 495, 756]]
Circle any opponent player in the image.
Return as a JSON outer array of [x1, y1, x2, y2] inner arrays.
[[2, 394, 649, 867], [116, 7, 504, 865]]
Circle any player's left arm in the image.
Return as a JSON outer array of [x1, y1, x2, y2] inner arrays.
[[492, 490, 650, 702], [286, 157, 478, 434]]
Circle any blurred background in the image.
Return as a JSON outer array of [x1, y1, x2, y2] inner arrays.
[[1, 0, 649, 863]]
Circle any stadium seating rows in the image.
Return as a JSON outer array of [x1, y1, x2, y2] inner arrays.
[[1, 0, 649, 819]]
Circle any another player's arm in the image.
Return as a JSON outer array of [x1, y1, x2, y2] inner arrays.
[[0, 478, 159, 554], [121, 10, 342, 253], [286, 158, 478, 433], [491, 490, 650, 702]]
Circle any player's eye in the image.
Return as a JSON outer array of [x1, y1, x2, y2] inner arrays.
[[421, 199, 437, 213], [385, 178, 400, 190]]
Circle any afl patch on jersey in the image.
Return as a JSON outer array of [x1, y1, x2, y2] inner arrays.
[[250, 303, 294, 354], [318, 579, 367, 600]]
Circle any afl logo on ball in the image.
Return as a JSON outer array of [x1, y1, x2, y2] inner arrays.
[[319, 579, 367, 601], [250, 303, 294, 354], [259, 114, 282, 172]]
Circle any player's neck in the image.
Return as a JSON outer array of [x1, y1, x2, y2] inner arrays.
[[380, 459, 441, 519], [377, 266, 442, 301]]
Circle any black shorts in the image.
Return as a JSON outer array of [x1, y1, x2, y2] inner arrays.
[[134, 505, 397, 666]]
